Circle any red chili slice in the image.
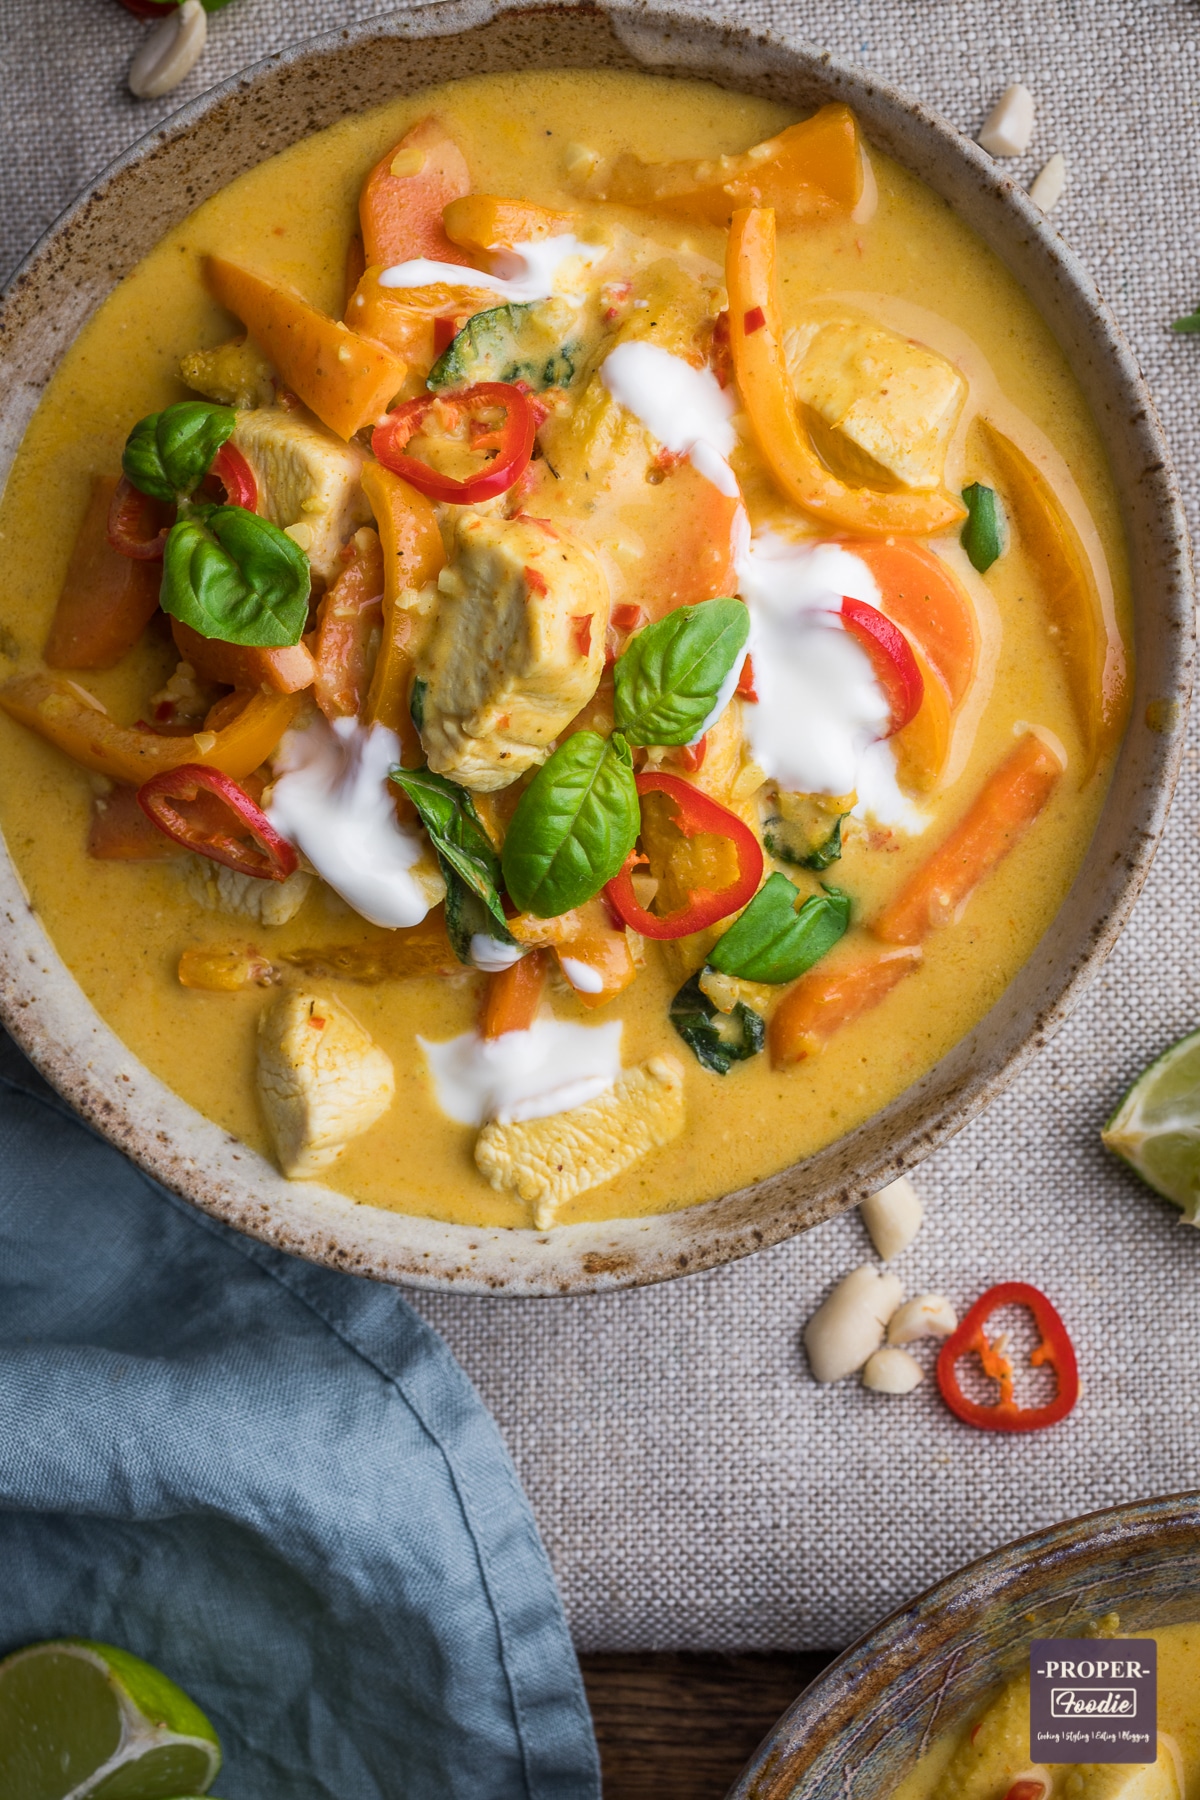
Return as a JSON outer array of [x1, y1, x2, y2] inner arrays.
[[372, 382, 536, 505], [210, 442, 258, 511], [841, 596, 924, 735], [136, 764, 299, 882], [936, 1282, 1079, 1433], [106, 476, 172, 562], [604, 771, 764, 940]]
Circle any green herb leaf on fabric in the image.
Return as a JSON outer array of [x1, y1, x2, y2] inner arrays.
[[390, 766, 512, 958], [669, 973, 765, 1075], [707, 873, 851, 985], [960, 482, 1006, 573], [1171, 305, 1200, 334], [501, 730, 640, 917], [123, 402, 237, 503], [613, 599, 749, 746], [160, 505, 309, 647]]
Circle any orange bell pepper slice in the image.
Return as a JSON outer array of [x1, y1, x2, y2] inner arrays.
[[978, 419, 1128, 771], [480, 949, 548, 1038], [769, 941, 923, 1066], [205, 256, 407, 440], [44, 476, 163, 670], [345, 266, 497, 376], [0, 672, 302, 786], [508, 897, 638, 1009], [361, 462, 446, 762], [892, 644, 953, 795], [726, 208, 965, 536], [593, 104, 865, 225], [853, 540, 979, 707], [360, 116, 472, 270], [312, 529, 385, 722], [170, 618, 315, 696], [442, 195, 576, 259], [872, 731, 1064, 946]]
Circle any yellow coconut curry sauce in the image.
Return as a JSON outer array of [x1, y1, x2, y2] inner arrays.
[[889, 1623, 1200, 1800], [0, 70, 1131, 1228]]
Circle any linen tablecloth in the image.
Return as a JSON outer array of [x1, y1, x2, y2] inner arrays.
[[3, 0, 1199, 1652]]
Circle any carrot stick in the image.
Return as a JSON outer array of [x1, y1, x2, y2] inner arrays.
[[770, 943, 922, 1066], [480, 951, 547, 1039], [205, 256, 407, 440], [854, 540, 978, 707], [872, 732, 1064, 947], [312, 529, 385, 721], [359, 116, 472, 269], [361, 463, 446, 761], [44, 477, 163, 670], [170, 618, 315, 696]]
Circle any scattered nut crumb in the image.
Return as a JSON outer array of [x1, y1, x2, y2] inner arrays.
[[887, 1293, 958, 1345], [1028, 153, 1067, 213], [978, 84, 1035, 157], [860, 1176, 924, 1260], [803, 1264, 904, 1383], [862, 1346, 925, 1394]]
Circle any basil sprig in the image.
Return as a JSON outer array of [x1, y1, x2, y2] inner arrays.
[[390, 766, 513, 961], [960, 481, 1006, 573], [123, 401, 237, 503], [708, 874, 851, 985], [501, 731, 640, 917], [161, 504, 310, 647], [670, 973, 765, 1075], [613, 598, 749, 746]]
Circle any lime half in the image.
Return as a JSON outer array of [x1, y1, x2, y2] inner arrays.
[[1102, 1028, 1200, 1222], [0, 1638, 222, 1800]]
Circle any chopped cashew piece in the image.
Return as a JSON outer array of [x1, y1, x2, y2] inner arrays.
[[183, 858, 313, 927], [803, 1264, 904, 1383], [977, 84, 1035, 157], [785, 319, 966, 493], [1029, 152, 1067, 213], [256, 991, 394, 1179], [859, 1175, 924, 1260], [418, 509, 609, 791], [862, 1346, 924, 1394], [475, 1054, 685, 1228], [887, 1293, 958, 1345], [230, 408, 371, 581]]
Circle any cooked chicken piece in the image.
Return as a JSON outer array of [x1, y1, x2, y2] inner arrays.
[[181, 336, 276, 410], [475, 1054, 685, 1227], [183, 858, 313, 927], [785, 317, 966, 493], [417, 509, 609, 791], [1073, 1753, 1181, 1800], [230, 407, 372, 580], [256, 990, 394, 1179]]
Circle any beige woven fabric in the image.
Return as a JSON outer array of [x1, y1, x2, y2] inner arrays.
[[4, 0, 1200, 1652]]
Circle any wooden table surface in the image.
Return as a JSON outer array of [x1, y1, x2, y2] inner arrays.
[[580, 1651, 835, 1799]]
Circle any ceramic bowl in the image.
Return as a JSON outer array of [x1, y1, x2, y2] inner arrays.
[[0, 1, 1192, 1294], [727, 1490, 1200, 1800]]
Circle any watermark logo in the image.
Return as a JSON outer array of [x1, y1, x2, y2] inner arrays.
[[1030, 1639, 1157, 1763]]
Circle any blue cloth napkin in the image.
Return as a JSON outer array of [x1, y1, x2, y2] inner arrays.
[[0, 1032, 600, 1799]]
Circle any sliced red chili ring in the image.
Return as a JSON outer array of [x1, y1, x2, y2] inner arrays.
[[107, 476, 172, 562], [604, 771, 764, 940], [136, 764, 299, 882], [840, 596, 924, 735], [371, 382, 536, 505], [210, 442, 258, 511], [936, 1281, 1079, 1433]]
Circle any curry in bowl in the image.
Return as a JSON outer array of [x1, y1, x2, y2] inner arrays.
[[0, 70, 1130, 1231]]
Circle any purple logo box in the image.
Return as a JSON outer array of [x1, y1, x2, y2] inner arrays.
[[1029, 1639, 1157, 1764]]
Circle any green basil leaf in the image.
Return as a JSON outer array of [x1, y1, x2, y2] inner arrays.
[[122, 401, 237, 502], [613, 598, 749, 746], [390, 766, 512, 956], [708, 873, 851, 984], [410, 677, 427, 732], [501, 730, 639, 917], [960, 481, 1006, 573], [1172, 304, 1200, 334], [160, 506, 309, 647], [669, 973, 765, 1075]]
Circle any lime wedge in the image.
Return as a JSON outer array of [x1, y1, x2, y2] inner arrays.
[[0, 1638, 221, 1800], [1102, 1028, 1200, 1222]]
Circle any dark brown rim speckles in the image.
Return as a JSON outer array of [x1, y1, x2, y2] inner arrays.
[[0, 0, 1192, 1297]]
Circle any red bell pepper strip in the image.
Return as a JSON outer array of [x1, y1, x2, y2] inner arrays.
[[936, 1282, 1079, 1433], [841, 597, 924, 735], [1004, 1785, 1047, 1800], [136, 764, 299, 882], [210, 441, 258, 511], [605, 771, 764, 940], [107, 475, 172, 561], [372, 383, 536, 505]]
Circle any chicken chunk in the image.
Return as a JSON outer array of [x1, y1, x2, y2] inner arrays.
[[256, 991, 394, 1179], [1073, 1752, 1180, 1800], [417, 509, 609, 792], [475, 1054, 685, 1227], [230, 407, 371, 580], [180, 336, 276, 409], [785, 317, 966, 493], [183, 857, 313, 927]]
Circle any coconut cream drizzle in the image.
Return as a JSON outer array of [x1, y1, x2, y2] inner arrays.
[[419, 1016, 624, 1126], [378, 234, 606, 305], [600, 341, 739, 496], [266, 715, 437, 930]]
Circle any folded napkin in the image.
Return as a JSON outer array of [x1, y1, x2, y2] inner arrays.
[[0, 1032, 599, 1799]]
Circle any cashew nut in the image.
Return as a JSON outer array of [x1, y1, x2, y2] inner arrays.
[[859, 1176, 923, 1261], [129, 0, 208, 101], [803, 1264, 904, 1383], [862, 1346, 925, 1394], [887, 1293, 958, 1345]]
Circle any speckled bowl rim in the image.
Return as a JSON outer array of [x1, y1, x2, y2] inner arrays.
[[0, 0, 1192, 1296], [728, 1489, 1200, 1800]]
